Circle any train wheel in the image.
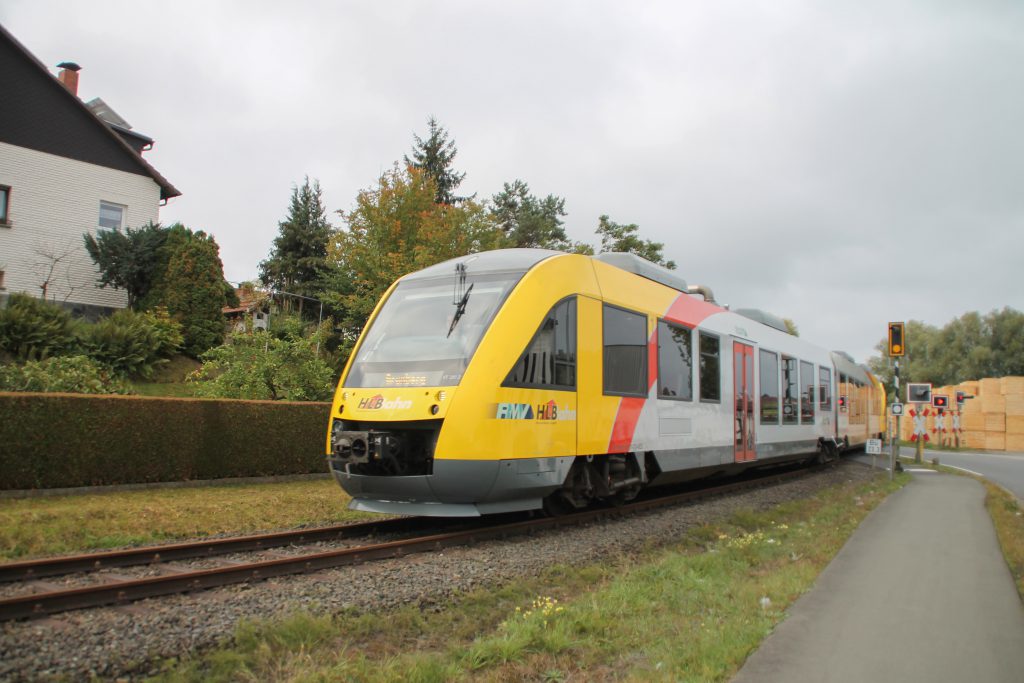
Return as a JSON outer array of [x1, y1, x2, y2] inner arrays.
[[541, 492, 575, 517]]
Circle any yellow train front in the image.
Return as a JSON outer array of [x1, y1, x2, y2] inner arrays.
[[327, 248, 874, 516]]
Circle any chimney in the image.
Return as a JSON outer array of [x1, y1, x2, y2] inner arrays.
[[56, 61, 81, 96]]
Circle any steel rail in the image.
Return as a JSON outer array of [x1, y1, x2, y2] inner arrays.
[[0, 516, 441, 583], [0, 462, 830, 621]]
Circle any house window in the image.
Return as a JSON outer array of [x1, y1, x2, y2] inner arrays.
[[0, 186, 10, 225], [603, 304, 648, 396], [0, 270, 5, 289], [99, 200, 126, 230]]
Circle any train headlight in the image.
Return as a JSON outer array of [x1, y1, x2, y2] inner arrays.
[[435, 391, 447, 401], [430, 404, 440, 415]]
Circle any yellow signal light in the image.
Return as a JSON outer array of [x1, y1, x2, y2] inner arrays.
[[888, 322, 905, 357]]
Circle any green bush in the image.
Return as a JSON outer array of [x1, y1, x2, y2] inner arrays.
[[0, 294, 81, 361], [0, 393, 332, 489], [0, 356, 130, 394], [189, 324, 335, 401], [77, 308, 184, 378]]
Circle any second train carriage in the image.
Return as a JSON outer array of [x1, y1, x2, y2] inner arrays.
[[326, 249, 884, 516]]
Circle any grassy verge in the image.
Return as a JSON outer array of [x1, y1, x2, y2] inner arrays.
[[153, 472, 906, 683], [0, 479, 380, 560], [983, 483, 1024, 599]]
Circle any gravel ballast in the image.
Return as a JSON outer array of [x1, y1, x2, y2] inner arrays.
[[0, 462, 881, 680]]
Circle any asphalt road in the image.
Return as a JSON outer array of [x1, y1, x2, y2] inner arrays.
[[898, 446, 1024, 499], [855, 446, 1024, 499]]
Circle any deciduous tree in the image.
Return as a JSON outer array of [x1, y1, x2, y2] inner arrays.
[[867, 308, 1024, 386], [326, 165, 502, 340]]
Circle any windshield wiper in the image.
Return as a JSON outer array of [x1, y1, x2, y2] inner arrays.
[[447, 263, 473, 338]]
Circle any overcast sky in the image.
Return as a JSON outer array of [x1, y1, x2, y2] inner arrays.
[[4, 0, 1022, 363]]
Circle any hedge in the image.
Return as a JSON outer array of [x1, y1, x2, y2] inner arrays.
[[0, 392, 332, 490]]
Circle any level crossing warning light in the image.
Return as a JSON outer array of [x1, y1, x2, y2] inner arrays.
[[932, 394, 949, 411], [907, 383, 932, 404], [888, 322, 906, 357]]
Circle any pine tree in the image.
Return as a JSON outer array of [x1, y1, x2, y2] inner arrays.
[[259, 178, 333, 312], [404, 117, 469, 205], [83, 222, 168, 309], [147, 224, 229, 357], [490, 180, 570, 249], [595, 215, 676, 269]]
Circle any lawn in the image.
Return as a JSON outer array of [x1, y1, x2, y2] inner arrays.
[[0, 478, 380, 560]]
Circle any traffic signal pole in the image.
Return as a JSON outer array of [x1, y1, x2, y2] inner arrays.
[[888, 322, 906, 478], [891, 359, 899, 480]]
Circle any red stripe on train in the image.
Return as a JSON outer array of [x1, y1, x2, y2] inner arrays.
[[605, 292, 723, 453]]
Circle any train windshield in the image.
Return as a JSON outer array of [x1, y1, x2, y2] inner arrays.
[[344, 271, 523, 388]]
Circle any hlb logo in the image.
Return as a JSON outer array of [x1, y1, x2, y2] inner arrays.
[[358, 395, 412, 410], [535, 400, 558, 421]]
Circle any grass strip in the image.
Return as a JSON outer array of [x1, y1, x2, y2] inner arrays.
[[153, 471, 906, 683], [983, 483, 1024, 599], [0, 479, 377, 560]]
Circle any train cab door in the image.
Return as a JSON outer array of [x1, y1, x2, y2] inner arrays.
[[733, 342, 756, 462]]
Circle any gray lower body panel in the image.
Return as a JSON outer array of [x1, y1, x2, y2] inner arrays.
[[332, 439, 822, 517], [332, 456, 574, 517], [649, 440, 820, 485]]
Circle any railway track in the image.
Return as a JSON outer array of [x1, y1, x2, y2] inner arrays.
[[0, 462, 828, 622]]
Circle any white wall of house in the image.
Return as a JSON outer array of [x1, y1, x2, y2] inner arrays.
[[0, 140, 162, 310]]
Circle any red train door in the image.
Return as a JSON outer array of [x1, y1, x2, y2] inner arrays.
[[734, 342, 756, 462]]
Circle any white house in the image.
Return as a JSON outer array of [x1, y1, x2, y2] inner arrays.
[[0, 22, 180, 318]]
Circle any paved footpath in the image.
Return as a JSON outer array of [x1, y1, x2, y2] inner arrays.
[[733, 470, 1024, 683]]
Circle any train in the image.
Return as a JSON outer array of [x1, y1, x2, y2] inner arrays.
[[326, 249, 885, 516]]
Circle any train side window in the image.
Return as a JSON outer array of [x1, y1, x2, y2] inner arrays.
[[781, 356, 798, 424], [800, 360, 815, 424], [657, 320, 692, 400], [819, 366, 832, 411], [759, 349, 780, 424], [504, 297, 576, 389], [698, 332, 721, 402], [603, 304, 648, 396]]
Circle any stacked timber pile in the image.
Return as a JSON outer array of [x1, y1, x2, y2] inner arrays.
[[898, 376, 1024, 451], [1005, 377, 1024, 452]]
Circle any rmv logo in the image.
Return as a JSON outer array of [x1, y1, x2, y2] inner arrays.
[[496, 403, 533, 420]]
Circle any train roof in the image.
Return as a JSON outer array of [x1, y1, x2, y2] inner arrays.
[[732, 308, 791, 335], [402, 248, 562, 281], [593, 252, 689, 293], [830, 350, 871, 382]]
